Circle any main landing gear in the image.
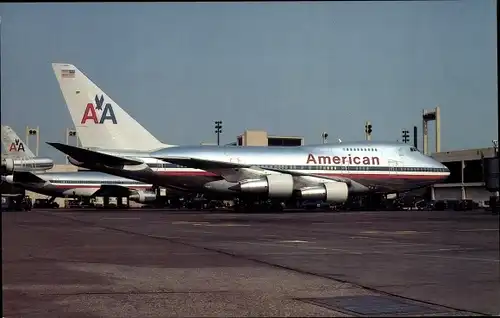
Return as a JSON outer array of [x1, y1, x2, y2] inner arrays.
[[365, 193, 388, 211], [233, 199, 285, 213]]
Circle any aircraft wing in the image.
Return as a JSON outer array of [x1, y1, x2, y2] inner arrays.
[[153, 156, 351, 184], [47, 142, 143, 166], [160, 156, 253, 169]]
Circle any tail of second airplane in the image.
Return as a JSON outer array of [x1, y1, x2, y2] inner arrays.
[[52, 63, 175, 151], [1, 125, 35, 158]]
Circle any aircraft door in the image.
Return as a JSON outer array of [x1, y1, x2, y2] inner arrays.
[[151, 159, 162, 173], [398, 147, 405, 159], [396, 147, 405, 172], [388, 159, 399, 175]]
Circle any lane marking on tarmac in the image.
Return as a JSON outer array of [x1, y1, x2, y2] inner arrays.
[[394, 230, 418, 235], [410, 247, 479, 253], [360, 230, 428, 235], [100, 217, 141, 220], [457, 228, 498, 232], [172, 221, 209, 225], [172, 221, 250, 227], [205, 224, 251, 227], [361, 230, 381, 234], [401, 252, 500, 263]]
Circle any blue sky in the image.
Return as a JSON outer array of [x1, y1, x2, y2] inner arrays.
[[0, 1, 497, 162]]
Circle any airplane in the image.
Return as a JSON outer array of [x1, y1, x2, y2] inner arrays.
[[48, 63, 450, 211], [2, 170, 158, 205], [1, 125, 54, 174]]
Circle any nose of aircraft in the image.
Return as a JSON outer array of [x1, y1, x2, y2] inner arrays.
[[421, 154, 450, 181], [435, 160, 450, 180], [441, 162, 450, 175]]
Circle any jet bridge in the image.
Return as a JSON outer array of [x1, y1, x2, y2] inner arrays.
[[431, 146, 496, 204]]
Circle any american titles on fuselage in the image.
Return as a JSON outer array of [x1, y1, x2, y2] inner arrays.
[[306, 153, 380, 166]]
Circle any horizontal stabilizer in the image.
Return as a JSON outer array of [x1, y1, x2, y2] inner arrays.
[[47, 142, 143, 166], [12, 171, 46, 184]]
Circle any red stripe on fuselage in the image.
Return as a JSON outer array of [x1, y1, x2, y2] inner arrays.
[[51, 185, 153, 189], [317, 173, 446, 180], [154, 170, 447, 180]]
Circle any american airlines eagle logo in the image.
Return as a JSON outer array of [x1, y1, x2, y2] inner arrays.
[[306, 153, 380, 166], [9, 139, 25, 152], [80, 94, 117, 125]]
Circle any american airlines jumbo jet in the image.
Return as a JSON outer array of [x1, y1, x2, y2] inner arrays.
[[48, 63, 450, 208], [1, 125, 54, 173]]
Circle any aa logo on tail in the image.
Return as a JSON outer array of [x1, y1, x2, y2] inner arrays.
[[81, 95, 117, 124], [9, 139, 25, 152]]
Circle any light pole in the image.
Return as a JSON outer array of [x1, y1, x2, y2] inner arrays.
[[402, 129, 410, 143], [25, 126, 40, 156], [364, 121, 372, 141], [321, 132, 328, 144], [66, 128, 78, 163], [214, 121, 223, 146]]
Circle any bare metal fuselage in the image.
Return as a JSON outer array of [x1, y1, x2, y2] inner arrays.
[[68, 142, 449, 198]]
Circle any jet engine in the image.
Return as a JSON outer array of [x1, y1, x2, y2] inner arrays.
[[1, 158, 15, 173], [296, 182, 349, 203], [2, 174, 14, 184], [235, 174, 294, 198], [129, 191, 157, 203], [67, 156, 85, 167]]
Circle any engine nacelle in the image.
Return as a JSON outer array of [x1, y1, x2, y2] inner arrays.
[[68, 156, 85, 167], [1, 174, 14, 184], [203, 179, 239, 194], [297, 182, 349, 203], [129, 191, 157, 203], [2, 158, 15, 173], [237, 174, 294, 198]]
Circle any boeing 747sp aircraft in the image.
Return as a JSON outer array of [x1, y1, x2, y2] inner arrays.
[[1, 125, 54, 174], [48, 63, 450, 209]]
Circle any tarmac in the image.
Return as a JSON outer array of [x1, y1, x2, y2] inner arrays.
[[2, 209, 499, 317]]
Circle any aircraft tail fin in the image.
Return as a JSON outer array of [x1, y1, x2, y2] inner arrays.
[[51, 63, 172, 151], [1, 125, 35, 158]]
